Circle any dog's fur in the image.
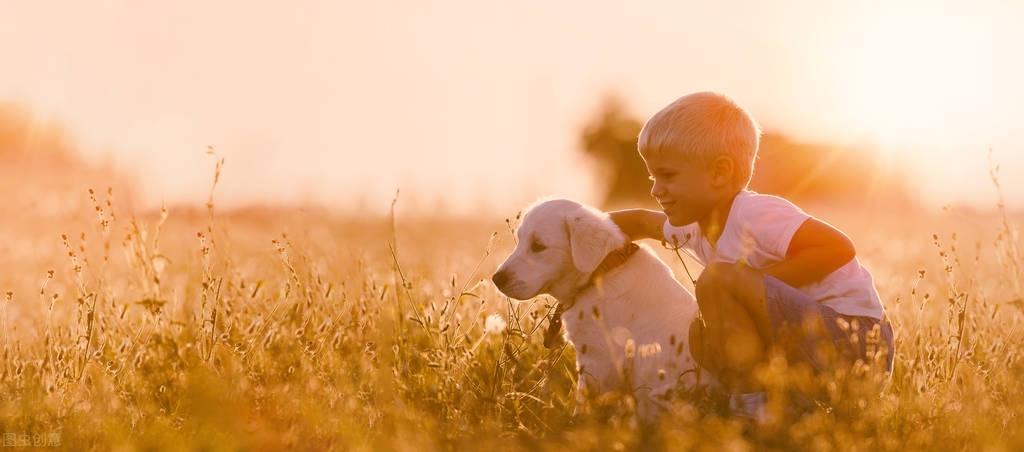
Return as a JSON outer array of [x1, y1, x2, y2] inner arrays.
[[492, 198, 707, 421]]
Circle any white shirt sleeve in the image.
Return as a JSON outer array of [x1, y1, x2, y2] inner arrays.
[[738, 194, 812, 259]]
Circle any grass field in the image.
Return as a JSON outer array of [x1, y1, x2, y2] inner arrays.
[[1, 177, 1022, 450]]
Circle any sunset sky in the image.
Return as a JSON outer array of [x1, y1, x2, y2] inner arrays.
[[2, 0, 1022, 215]]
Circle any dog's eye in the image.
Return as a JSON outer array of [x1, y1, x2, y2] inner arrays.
[[530, 239, 547, 253]]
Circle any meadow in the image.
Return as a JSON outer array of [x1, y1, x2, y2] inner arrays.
[[1, 171, 1023, 451]]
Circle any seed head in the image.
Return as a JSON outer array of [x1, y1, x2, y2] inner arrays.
[[484, 313, 507, 335]]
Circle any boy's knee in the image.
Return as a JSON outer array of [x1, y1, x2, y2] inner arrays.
[[696, 262, 766, 315], [695, 262, 744, 297], [694, 268, 724, 309], [695, 269, 745, 323]]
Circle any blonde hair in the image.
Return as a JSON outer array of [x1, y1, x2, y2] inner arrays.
[[638, 92, 761, 188]]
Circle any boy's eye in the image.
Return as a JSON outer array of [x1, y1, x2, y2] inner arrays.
[[530, 239, 546, 253]]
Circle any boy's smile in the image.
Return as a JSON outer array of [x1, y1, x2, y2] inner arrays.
[[640, 149, 722, 228]]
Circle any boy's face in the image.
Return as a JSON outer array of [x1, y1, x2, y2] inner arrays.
[[641, 149, 723, 227]]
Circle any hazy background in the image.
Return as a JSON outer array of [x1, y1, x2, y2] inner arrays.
[[2, 0, 1022, 217]]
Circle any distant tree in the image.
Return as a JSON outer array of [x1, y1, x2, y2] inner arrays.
[[0, 102, 72, 162], [751, 133, 911, 207], [0, 101, 135, 218], [579, 95, 656, 210], [579, 94, 910, 210]]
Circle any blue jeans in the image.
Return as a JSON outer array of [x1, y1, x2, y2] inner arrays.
[[763, 276, 895, 375]]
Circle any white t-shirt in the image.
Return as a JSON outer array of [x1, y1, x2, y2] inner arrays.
[[662, 190, 885, 320]]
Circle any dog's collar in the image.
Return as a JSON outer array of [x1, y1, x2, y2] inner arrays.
[[543, 242, 640, 349]]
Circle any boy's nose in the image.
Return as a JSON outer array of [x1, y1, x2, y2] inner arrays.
[[650, 182, 665, 199]]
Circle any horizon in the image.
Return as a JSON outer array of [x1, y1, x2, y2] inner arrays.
[[3, 1, 1022, 216]]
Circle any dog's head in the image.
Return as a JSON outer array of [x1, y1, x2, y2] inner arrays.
[[492, 198, 627, 300]]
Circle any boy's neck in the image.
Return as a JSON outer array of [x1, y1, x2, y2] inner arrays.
[[698, 190, 742, 247]]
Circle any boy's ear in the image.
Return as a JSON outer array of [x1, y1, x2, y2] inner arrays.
[[710, 155, 736, 188], [566, 210, 621, 273]]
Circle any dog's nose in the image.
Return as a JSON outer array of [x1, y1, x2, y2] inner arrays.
[[492, 269, 511, 289]]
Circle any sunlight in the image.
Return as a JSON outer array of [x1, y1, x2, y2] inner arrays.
[[849, 9, 993, 150]]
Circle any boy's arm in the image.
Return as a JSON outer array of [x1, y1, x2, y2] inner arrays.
[[760, 218, 856, 287], [608, 208, 667, 242]]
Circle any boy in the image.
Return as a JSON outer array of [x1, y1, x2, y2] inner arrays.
[[609, 92, 894, 421]]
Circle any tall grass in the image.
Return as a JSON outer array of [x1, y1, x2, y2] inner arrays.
[[0, 159, 1022, 450]]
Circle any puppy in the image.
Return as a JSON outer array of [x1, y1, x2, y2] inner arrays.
[[492, 198, 707, 422]]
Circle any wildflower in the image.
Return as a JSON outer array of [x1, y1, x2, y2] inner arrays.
[[152, 255, 169, 274], [625, 339, 636, 359], [639, 342, 662, 358], [484, 313, 507, 335]]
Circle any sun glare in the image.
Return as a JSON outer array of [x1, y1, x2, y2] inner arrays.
[[849, 10, 993, 149]]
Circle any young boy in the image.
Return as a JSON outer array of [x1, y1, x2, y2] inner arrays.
[[609, 92, 894, 421]]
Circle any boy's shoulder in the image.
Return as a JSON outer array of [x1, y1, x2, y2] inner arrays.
[[662, 191, 812, 249], [736, 189, 799, 205], [732, 190, 808, 220], [728, 190, 812, 249]]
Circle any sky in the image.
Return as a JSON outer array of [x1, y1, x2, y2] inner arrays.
[[2, 0, 1022, 215]]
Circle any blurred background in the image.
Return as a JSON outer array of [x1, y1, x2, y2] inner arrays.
[[5, 4, 1024, 448], [2, 0, 1022, 220]]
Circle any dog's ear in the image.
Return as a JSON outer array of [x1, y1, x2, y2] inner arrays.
[[567, 210, 621, 273]]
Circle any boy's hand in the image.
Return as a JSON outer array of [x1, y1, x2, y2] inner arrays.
[[607, 208, 667, 242], [762, 218, 856, 287]]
